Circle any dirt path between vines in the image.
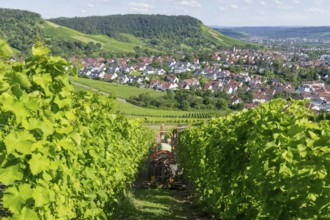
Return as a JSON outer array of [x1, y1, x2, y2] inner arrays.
[[112, 161, 216, 220], [113, 187, 216, 220]]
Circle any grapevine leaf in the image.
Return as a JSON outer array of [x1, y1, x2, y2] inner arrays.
[[0, 93, 30, 123], [3, 186, 25, 213], [70, 132, 81, 145], [0, 164, 23, 184], [11, 207, 39, 220], [0, 80, 10, 92], [23, 118, 54, 138], [28, 153, 50, 175], [32, 44, 50, 56], [33, 186, 50, 207], [4, 130, 35, 155], [19, 184, 34, 201], [0, 39, 13, 58], [308, 131, 320, 140], [54, 95, 71, 109], [32, 73, 52, 96], [281, 150, 293, 163], [12, 72, 32, 89]]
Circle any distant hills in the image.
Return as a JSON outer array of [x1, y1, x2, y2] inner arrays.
[[213, 26, 330, 40], [0, 8, 254, 57], [48, 14, 253, 52]]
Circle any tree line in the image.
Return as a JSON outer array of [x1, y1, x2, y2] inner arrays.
[[49, 14, 225, 51], [128, 89, 254, 111]]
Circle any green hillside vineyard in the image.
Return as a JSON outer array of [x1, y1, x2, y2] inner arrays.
[[178, 99, 330, 219], [0, 43, 153, 219]]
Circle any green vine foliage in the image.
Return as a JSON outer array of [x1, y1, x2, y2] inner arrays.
[[178, 99, 330, 219], [0, 44, 153, 219]]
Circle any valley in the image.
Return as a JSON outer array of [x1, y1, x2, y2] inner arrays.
[[0, 4, 329, 220]]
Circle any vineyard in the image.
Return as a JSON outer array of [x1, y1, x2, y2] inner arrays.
[[71, 79, 228, 124], [178, 99, 330, 219], [2, 42, 329, 219], [113, 100, 226, 124], [0, 44, 153, 219]]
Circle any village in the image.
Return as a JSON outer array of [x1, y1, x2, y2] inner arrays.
[[76, 48, 330, 111]]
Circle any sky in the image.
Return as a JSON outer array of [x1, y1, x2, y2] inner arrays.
[[0, 0, 329, 26]]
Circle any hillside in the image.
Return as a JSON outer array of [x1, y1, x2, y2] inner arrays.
[[0, 8, 254, 57], [41, 21, 156, 55], [49, 14, 254, 51], [0, 8, 157, 57]]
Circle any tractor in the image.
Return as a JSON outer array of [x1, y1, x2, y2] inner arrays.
[[148, 124, 188, 186]]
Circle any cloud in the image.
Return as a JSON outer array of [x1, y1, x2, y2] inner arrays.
[[244, 0, 252, 3], [305, 7, 324, 13], [260, 0, 266, 6], [259, 10, 266, 15], [87, 4, 94, 8], [274, 0, 282, 5], [315, 0, 325, 4], [129, 2, 154, 13], [274, 0, 292, 10], [217, 2, 241, 12], [169, 0, 202, 8], [81, 9, 86, 13]]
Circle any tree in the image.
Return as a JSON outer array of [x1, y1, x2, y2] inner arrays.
[[216, 98, 229, 110]]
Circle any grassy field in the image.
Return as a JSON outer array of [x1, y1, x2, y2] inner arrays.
[[70, 76, 163, 99], [41, 21, 156, 53]]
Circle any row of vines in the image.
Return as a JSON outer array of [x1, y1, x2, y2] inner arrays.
[[0, 44, 153, 219], [178, 99, 330, 219]]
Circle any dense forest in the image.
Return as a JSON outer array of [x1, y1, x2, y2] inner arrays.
[[0, 8, 43, 55], [49, 14, 203, 39], [48, 14, 246, 50]]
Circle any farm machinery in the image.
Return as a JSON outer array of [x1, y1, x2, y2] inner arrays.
[[147, 124, 188, 187]]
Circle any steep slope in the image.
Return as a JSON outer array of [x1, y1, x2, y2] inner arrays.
[[41, 21, 155, 53], [49, 14, 254, 50], [201, 26, 252, 47]]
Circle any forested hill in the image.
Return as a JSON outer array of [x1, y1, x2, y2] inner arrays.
[[0, 8, 43, 54], [0, 8, 254, 57], [49, 15, 202, 39], [48, 14, 252, 50]]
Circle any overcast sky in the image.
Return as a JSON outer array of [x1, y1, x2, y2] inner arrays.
[[0, 0, 329, 26]]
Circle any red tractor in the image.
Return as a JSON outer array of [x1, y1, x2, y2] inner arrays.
[[148, 125, 188, 185]]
